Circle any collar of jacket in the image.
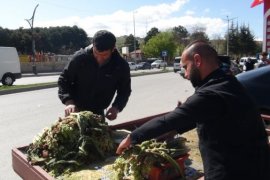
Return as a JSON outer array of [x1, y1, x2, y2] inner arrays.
[[195, 68, 227, 90]]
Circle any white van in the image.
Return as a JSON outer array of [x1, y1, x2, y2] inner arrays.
[[0, 47, 21, 85], [173, 56, 181, 72]]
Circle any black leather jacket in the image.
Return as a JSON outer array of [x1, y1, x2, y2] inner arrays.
[[58, 46, 131, 115]]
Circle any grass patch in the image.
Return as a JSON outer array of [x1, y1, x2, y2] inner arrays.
[[0, 82, 57, 91]]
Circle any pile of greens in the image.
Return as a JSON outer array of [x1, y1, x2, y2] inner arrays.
[[27, 111, 115, 177], [113, 138, 189, 180]]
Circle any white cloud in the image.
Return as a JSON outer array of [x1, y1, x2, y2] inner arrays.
[[34, 0, 227, 39], [185, 10, 195, 16]]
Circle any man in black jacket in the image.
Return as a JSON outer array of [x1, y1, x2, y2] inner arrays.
[[58, 30, 131, 120], [116, 40, 270, 179]]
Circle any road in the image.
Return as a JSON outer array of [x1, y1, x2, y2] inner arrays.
[[0, 72, 194, 180], [12, 68, 167, 86]]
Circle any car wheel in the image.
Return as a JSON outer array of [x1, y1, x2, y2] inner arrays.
[[2, 73, 14, 86]]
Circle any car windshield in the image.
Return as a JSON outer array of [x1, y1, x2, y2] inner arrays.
[[174, 57, 181, 63]]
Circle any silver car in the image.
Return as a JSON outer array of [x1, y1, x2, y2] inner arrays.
[[151, 60, 167, 69]]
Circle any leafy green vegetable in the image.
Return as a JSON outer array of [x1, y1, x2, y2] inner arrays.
[[27, 111, 115, 177], [113, 138, 189, 180]]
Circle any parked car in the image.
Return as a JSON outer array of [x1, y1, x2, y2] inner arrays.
[[136, 62, 151, 70], [239, 57, 257, 69], [151, 60, 167, 69], [173, 56, 181, 72], [239, 57, 248, 67], [128, 62, 137, 71], [236, 66, 270, 112]]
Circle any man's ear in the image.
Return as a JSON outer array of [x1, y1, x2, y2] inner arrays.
[[194, 54, 202, 67]]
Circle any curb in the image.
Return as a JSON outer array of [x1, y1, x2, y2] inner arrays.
[[22, 72, 61, 78]]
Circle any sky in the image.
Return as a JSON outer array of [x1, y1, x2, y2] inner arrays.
[[0, 0, 265, 40]]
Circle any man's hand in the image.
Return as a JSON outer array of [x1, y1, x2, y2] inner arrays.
[[105, 106, 119, 120], [64, 100, 77, 117], [116, 134, 131, 154]]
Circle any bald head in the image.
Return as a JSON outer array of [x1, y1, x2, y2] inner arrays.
[[184, 40, 219, 66]]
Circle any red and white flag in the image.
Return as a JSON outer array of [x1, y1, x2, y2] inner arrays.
[[250, 0, 264, 8]]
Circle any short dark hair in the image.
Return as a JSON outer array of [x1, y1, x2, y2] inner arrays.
[[261, 51, 268, 56], [92, 30, 116, 51]]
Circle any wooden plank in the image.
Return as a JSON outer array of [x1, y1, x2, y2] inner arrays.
[[12, 147, 54, 180]]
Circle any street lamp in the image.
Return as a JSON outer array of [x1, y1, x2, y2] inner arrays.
[[25, 4, 39, 75]]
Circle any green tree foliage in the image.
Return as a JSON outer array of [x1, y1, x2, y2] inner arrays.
[[172, 25, 189, 44], [189, 26, 209, 43], [171, 25, 189, 56], [116, 35, 127, 52], [124, 34, 140, 52], [144, 27, 160, 44], [142, 31, 177, 60], [238, 25, 257, 56], [227, 22, 240, 56], [0, 26, 89, 54], [0, 27, 12, 46], [228, 23, 257, 57], [211, 34, 226, 55]]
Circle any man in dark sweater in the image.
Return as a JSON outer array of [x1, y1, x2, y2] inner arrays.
[[116, 40, 270, 180], [58, 30, 131, 120]]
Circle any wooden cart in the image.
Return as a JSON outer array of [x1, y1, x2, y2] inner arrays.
[[12, 112, 190, 180]]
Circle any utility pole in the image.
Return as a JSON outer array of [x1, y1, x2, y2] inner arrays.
[[25, 4, 39, 75], [225, 16, 237, 56], [133, 11, 136, 64]]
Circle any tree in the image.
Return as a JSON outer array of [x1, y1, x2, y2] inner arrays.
[[172, 25, 189, 44], [171, 25, 189, 56], [142, 31, 177, 61], [238, 25, 257, 56], [211, 34, 226, 55], [228, 23, 257, 57], [228, 22, 240, 56], [124, 34, 139, 52], [189, 26, 209, 42], [0, 27, 12, 46], [144, 27, 159, 44]]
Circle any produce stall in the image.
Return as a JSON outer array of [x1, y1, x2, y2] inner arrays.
[[12, 112, 199, 180]]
